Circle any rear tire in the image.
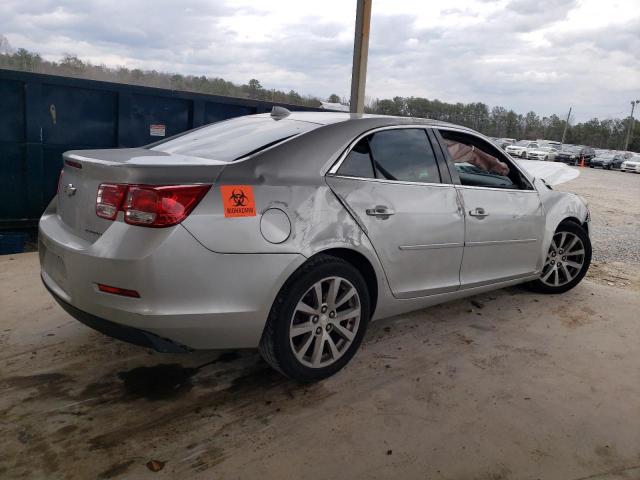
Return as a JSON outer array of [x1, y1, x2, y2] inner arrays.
[[526, 222, 591, 294], [259, 254, 371, 382]]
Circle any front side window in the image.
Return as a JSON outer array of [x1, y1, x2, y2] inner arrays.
[[440, 130, 533, 190]]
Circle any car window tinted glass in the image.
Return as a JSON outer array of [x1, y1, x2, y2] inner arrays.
[[336, 138, 375, 178], [149, 117, 317, 161], [368, 129, 440, 182]]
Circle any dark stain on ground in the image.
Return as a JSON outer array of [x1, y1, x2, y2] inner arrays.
[[118, 364, 197, 401], [97, 459, 136, 479], [81, 380, 117, 398], [87, 363, 321, 452]]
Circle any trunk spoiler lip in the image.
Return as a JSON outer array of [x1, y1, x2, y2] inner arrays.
[[64, 150, 229, 168]]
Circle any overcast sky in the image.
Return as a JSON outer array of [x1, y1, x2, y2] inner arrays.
[[1, 0, 638, 121]]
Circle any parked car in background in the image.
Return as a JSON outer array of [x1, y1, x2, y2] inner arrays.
[[505, 140, 539, 158], [494, 138, 516, 149], [555, 145, 595, 165], [527, 146, 559, 161], [620, 156, 640, 172], [590, 152, 625, 170], [38, 110, 592, 381], [538, 140, 562, 150]]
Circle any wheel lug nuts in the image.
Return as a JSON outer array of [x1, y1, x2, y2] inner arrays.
[[329, 311, 335, 318], [326, 324, 332, 331], [551, 260, 555, 265], [562, 256, 566, 261], [312, 316, 319, 323], [321, 305, 328, 313], [315, 327, 322, 335]]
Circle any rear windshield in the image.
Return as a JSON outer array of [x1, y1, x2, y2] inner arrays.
[[149, 116, 317, 161]]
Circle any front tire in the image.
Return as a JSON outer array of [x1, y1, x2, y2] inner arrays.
[[526, 222, 591, 294], [259, 254, 371, 382]]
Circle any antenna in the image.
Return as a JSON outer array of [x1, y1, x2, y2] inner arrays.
[[270, 106, 291, 120]]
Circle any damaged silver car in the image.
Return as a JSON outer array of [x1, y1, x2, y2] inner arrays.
[[39, 109, 592, 381]]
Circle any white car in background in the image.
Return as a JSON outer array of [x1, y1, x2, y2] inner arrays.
[[620, 156, 640, 172], [527, 146, 559, 161], [505, 140, 539, 158], [538, 140, 562, 150]]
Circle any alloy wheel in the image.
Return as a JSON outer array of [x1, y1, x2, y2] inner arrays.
[[540, 231, 586, 287], [289, 276, 361, 368]]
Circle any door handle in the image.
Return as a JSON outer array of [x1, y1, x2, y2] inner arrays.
[[366, 205, 395, 217], [469, 207, 489, 218]]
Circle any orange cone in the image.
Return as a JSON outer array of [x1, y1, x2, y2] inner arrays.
[[580, 156, 585, 167]]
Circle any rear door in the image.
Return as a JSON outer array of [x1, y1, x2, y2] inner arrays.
[[436, 129, 544, 288], [326, 127, 465, 298]]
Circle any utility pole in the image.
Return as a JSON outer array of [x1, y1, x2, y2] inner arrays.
[[561, 106, 572, 144], [624, 100, 639, 151], [349, 0, 372, 114]]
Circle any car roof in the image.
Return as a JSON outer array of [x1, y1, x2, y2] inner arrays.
[[253, 111, 462, 129]]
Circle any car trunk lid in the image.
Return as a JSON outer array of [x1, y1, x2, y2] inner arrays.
[[57, 148, 227, 242]]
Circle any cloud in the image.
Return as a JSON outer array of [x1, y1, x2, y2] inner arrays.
[[1, 0, 638, 121]]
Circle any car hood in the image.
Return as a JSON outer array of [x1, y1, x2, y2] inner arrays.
[[516, 159, 579, 186]]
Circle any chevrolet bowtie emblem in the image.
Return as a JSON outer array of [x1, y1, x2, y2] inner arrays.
[[64, 184, 77, 197]]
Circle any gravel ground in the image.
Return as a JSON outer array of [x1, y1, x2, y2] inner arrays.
[[556, 166, 640, 265]]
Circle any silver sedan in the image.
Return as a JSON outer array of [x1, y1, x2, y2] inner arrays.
[[39, 110, 592, 382]]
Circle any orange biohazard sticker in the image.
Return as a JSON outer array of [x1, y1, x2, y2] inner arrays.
[[220, 185, 256, 217]]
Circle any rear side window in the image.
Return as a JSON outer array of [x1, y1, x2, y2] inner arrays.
[[336, 139, 375, 178], [149, 117, 317, 161], [368, 129, 440, 182]]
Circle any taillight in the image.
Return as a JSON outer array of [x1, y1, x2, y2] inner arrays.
[[96, 184, 128, 220], [96, 184, 210, 227]]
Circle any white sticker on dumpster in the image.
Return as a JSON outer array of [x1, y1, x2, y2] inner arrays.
[[150, 124, 166, 137]]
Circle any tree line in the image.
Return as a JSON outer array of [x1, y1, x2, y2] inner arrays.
[[1, 39, 637, 152], [368, 97, 638, 151]]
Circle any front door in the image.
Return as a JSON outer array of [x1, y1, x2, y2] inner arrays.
[[436, 129, 545, 288], [326, 127, 465, 298]]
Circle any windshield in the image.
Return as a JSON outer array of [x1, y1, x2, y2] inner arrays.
[[149, 116, 318, 161], [514, 140, 530, 146]]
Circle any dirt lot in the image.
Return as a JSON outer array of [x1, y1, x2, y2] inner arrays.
[[1, 167, 639, 480]]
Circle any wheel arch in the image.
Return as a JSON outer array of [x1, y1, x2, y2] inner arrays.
[[557, 216, 589, 236], [307, 248, 379, 318]]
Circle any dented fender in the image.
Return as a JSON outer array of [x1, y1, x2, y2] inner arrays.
[[535, 177, 589, 270]]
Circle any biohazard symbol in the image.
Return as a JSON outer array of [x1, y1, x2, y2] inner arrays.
[[229, 189, 249, 207], [220, 185, 256, 217]]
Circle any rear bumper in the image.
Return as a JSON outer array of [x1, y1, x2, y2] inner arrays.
[[43, 276, 190, 353], [39, 204, 306, 350]]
